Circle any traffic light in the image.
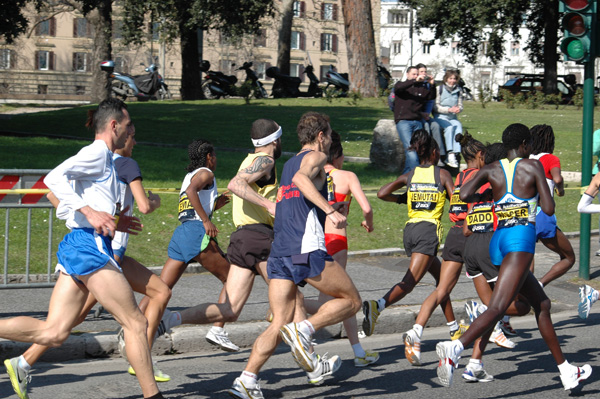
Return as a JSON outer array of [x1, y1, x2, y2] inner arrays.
[[559, 0, 596, 63]]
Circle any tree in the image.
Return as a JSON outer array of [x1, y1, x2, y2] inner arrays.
[[411, 0, 559, 94], [276, 0, 295, 75], [340, 0, 378, 97], [122, 0, 274, 100], [0, 0, 113, 103]]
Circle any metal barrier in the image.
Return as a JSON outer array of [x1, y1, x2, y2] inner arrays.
[[0, 169, 55, 289]]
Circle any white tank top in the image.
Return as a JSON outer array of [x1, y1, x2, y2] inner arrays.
[[177, 167, 218, 223]]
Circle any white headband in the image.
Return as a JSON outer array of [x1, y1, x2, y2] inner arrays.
[[252, 125, 282, 147]]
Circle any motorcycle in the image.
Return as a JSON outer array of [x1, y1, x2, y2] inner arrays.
[[266, 64, 322, 98], [101, 60, 170, 101], [325, 64, 349, 96], [237, 62, 267, 99], [200, 60, 237, 99]]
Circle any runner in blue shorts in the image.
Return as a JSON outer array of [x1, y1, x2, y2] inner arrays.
[[228, 112, 361, 398], [436, 123, 591, 391], [0, 99, 168, 399]]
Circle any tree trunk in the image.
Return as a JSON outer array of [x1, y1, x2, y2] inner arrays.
[[88, 0, 112, 104], [179, 19, 203, 100], [543, 0, 558, 95], [277, 0, 295, 75], [340, 0, 378, 97]]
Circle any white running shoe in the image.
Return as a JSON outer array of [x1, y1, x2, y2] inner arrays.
[[4, 357, 30, 399], [306, 353, 341, 384], [445, 152, 459, 168], [489, 322, 516, 349], [403, 329, 422, 366], [228, 377, 264, 399], [206, 328, 240, 352], [579, 285, 596, 320], [280, 322, 315, 372], [464, 300, 479, 324], [117, 328, 127, 362], [560, 364, 592, 390], [462, 364, 494, 383], [354, 351, 380, 367], [436, 341, 461, 387]]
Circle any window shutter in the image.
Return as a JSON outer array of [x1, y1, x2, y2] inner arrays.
[[50, 17, 56, 37], [300, 1, 305, 17], [333, 4, 338, 21], [299, 65, 305, 82], [332, 34, 338, 52], [10, 50, 16, 69], [35, 22, 41, 36], [86, 53, 90, 72], [72, 53, 76, 71], [321, 3, 325, 20], [320, 33, 325, 51], [34, 51, 39, 70], [73, 19, 78, 37], [300, 32, 305, 50], [49, 51, 55, 70], [87, 20, 92, 37]]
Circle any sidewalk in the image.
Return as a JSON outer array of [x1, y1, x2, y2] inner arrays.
[[0, 235, 598, 362]]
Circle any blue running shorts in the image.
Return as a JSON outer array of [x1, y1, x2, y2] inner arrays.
[[267, 250, 333, 286], [489, 224, 536, 266], [168, 220, 211, 263], [535, 207, 558, 240], [56, 228, 120, 278]]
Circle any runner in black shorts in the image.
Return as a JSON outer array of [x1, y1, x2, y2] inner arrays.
[[402, 132, 485, 366]]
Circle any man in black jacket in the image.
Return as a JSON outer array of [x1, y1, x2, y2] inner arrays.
[[393, 66, 436, 173]]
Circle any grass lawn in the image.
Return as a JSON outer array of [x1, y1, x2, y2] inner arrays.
[[0, 98, 596, 273]]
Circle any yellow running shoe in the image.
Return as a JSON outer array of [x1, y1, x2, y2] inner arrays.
[[450, 321, 469, 341], [127, 361, 171, 382], [354, 351, 380, 367], [4, 357, 30, 399], [362, 300, 381, 336]]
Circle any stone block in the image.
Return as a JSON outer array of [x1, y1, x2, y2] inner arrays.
[[369, 119, 404, 173]]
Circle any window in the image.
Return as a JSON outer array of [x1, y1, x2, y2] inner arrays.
[[320, 65, 330, 82], [221, 59, 234, 72], [293, 1, 305, 17], [480, 71, 491, 88], [388, 10, 408, 24], [115, 56, 128, 74], [422, 41, 432, 54], [255, 62, 266, 80], [38, 85, 48, 94], [36, 17, 56, 37], [36, 50, 54, 71], [479, 41, 489, 56], [113, 20, 123, 39], [291, 31, 305, 50], [290, 64, 305, 82], [151, 22, 160, 41], [73, 18, 90, 38], [320, 33, 338, 52], [0, 49, 11, 70], [254, 29, 267, 47], [73, 52, 89, 72], [452, 41, 459, 55], [75, 86, 86, 95], [322, 3, 338, 21], [392, 41, 401, 55], [511, 41, 520, 56]]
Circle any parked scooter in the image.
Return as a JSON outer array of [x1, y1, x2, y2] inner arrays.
[[200, 60, 237, 99], [325, 64, 349, 96], [237, 62, 267, 99], [101, 60, 169, 101], [266, 64, 322, 98]]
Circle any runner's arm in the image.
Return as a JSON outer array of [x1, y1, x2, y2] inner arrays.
[[227, 155, 276, 215], [129, 178, 161, 214], [377, 173, 408, 203], [347, 171, 374, 232]]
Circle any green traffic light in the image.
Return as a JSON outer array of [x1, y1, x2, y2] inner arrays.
[[567, 39, 585, 59]]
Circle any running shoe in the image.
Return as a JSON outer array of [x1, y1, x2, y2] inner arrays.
[[489, 323, 515, 349], [228, 377, 264, 399], [436, 341, 461, 387], [499, 318, 517, 336], [403, 329, 422, 366], [155, 308, 174, 338], [462, 365, 494, 383], [280, 322, 316, 372], [117, 327, 127, 362], [126, 361, 171, 382], [450, 321, 469, 341], [354, 351, 380, 367], [464, 300, 479, 324], [362, 300, 381, 337], [206, 329, 240, 352], [579, 284, 596, 320], [306, 353, 341, 384], [4, 357, 30, 399], [560, 364, 592, 390], [596, 248, 600, 256]]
